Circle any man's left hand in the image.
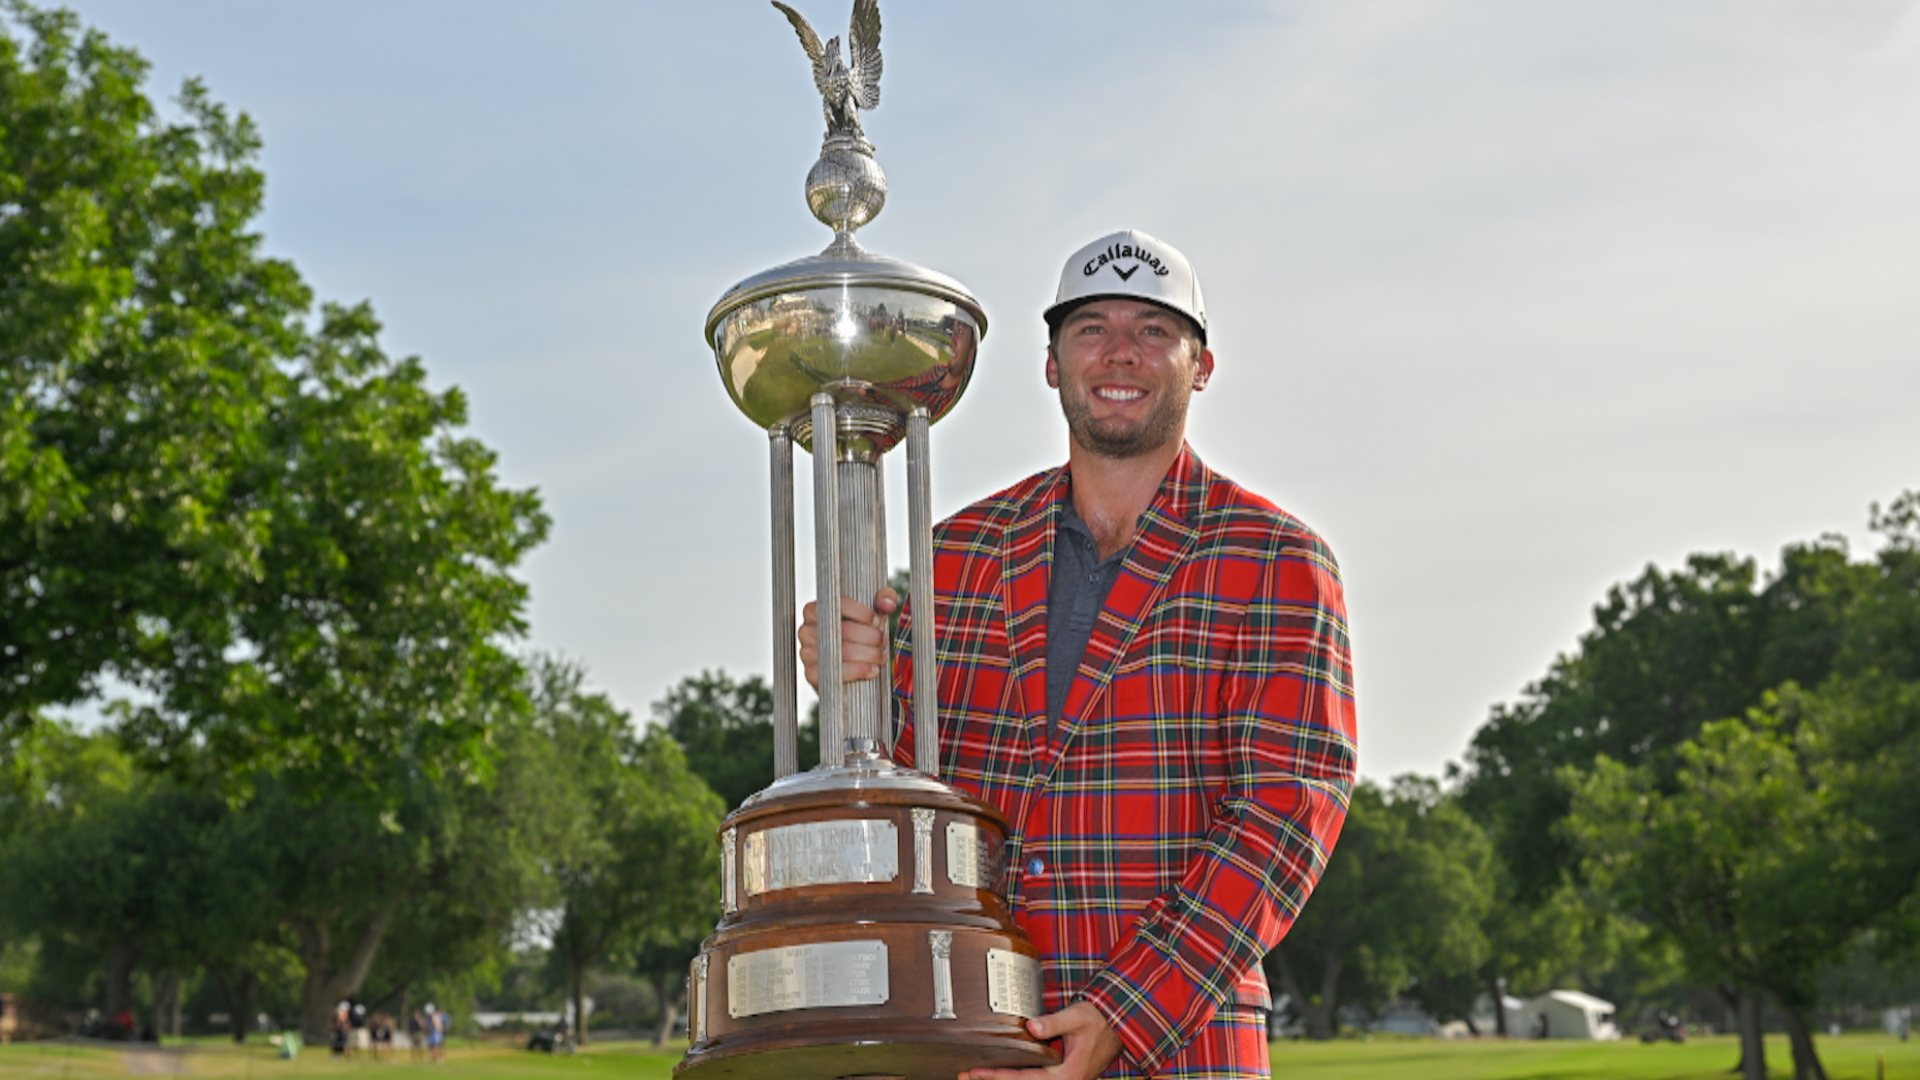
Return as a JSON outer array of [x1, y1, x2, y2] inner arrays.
[[959, 1002, 1123, 1080]]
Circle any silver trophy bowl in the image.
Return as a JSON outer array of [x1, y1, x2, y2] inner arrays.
[[706, 251, 983, 456]]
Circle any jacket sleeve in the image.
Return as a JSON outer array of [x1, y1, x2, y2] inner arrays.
[[1075, 539, 1358, 1074]]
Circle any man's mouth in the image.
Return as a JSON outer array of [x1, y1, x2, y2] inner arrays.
[[1093, 386, 1146, 402]]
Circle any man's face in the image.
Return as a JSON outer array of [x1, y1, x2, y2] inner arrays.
[[1046, 299, 1214, 460]]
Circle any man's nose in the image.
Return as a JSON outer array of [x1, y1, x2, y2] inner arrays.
[[1098, 330, 1143, 365]]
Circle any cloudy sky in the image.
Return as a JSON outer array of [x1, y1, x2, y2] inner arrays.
[[54, 0, 1920, 781]]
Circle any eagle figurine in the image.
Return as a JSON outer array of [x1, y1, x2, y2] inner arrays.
[[772, 0, 882, 142]]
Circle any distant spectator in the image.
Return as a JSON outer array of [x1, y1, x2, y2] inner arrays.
[[425, 1003, 447, 1064], [371, 1011, 394, 1060]]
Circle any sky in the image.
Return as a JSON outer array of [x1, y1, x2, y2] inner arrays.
[[46, 0, 1920, 782]]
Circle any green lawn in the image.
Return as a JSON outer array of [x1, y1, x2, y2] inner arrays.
[[2, 1034, 1915, 1080], [1268, 1033, 1914, 1079]]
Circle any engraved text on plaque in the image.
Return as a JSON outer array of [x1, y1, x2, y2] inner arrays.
[[946, 822, 999, 890], [727, 941, 891, 1018], [743, 819, 899, 895], [986, 948, 1042, 1019]]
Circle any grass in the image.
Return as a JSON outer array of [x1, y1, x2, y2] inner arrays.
[[1268, 1033, 1916, 1079], [2, 1033, 1915, 1080], [0, 1038, 681, 1080]]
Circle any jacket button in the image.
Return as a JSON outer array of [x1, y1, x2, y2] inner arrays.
[[1027, 857, 1045, 876]]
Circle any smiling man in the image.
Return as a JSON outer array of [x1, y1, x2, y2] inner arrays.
[[801, 229, 1357, 1080]]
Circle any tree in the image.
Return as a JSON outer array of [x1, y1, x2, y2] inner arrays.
[[1458, 544, 1865, 905], [1455, 492, 1920, 1039], [657, 669, 817, 810], [0, 4, 549, 1038], [532, 660, 724, 1046], [1265, 778, 1493, 1039], [1564, 678, 1920, 1080], [0, 2, 547, 777]]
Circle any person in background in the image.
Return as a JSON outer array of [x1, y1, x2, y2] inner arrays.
[[328, 1001, 350, 1057], [408, 1008, 426, 1063], [425, 1003, 447, 1064]]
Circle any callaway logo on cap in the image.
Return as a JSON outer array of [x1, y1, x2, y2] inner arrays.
[[1044, 228, 1207, 343]]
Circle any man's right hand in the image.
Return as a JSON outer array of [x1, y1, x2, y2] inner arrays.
[[798, 587, 900, 689]]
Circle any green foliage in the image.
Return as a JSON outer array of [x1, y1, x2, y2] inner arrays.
[[656, 669, 817, 810], [0, 1, 548, 787], [1457, 545, 1868, 904], [1453, 488, 1920, 1070], [1268, 778, 1494, 1039], [536, 659, 724, 1044]]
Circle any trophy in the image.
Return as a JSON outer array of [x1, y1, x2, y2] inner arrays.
[[676, 3, 1057, 1079]]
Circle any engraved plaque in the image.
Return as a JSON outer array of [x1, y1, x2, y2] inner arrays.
[[946, 822, 999, 890], [727, 940, 890, 1018], [986, 948, 1042, 1019], [743, 819, 899, 895]]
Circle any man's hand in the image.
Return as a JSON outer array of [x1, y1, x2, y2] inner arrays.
[[959, 1002, 1123, 1080], [798, 587, 900, 689]]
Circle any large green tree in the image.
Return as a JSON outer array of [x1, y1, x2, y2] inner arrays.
[[1564, 695, 1902, 1080], [544, 660, 722, 1045], [0, 2, 547, 779], [1265, 778, 1493, 1039], [1457, 542, 1866, 904], [0, 4, 549, 1040], [1456, 490, 1920, 1044]]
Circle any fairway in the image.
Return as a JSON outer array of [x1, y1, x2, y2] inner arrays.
[[3, 1035, 1916, 1080]]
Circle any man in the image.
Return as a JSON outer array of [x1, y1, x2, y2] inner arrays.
[[801, 229, 1356, 1080]]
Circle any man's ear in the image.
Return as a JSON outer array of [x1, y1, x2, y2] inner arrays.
[[1045, 348, 1060, 389], [1193, 347, 1215, 391]]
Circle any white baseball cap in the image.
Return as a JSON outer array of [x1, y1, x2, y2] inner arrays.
[[1043, 228, 1207, 343]]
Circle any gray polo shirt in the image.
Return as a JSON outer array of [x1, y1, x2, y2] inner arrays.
[[1046, 497, 1131, 745]]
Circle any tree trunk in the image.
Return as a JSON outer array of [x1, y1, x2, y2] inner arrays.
[[1310, 934, 1345, 1041], [570, 955, 590, 1047], [105, 940, 140, 1020], [1735, 986, 1767, 1080], [1783, 1007, 1829, 1080], [652, 972, 682, 1047], [293, 907, 395, 1043], [210, 968, 256, 1044], [1270, 942, 1339, 1041], [151, 971, 181, 1039]]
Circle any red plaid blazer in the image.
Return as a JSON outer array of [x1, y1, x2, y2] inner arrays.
[[892, 446, 1356, 1075]]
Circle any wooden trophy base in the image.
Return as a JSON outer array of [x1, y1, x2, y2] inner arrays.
[[676, 756, 1059, 1080]]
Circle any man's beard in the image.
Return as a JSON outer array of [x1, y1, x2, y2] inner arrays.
[[1058, 379, 1191, 459]]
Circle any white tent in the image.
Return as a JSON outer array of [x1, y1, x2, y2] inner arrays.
[[1517, 990, 1620, 1040]]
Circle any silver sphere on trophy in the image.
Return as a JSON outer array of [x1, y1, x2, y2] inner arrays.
[[677, 3, 1055, 1080]]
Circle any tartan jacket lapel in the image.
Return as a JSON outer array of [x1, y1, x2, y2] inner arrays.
[[1005, 446, 1207, 790], [999, 467, 1067, 771]]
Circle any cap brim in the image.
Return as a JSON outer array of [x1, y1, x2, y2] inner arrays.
[[1043, 295, 1206, 344]]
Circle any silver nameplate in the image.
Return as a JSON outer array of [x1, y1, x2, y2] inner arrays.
[[946, 822, 998, 890], [727, 940, 890, 1018], [986, 948, 1042, 1018], [743, 818, 899, 895]]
